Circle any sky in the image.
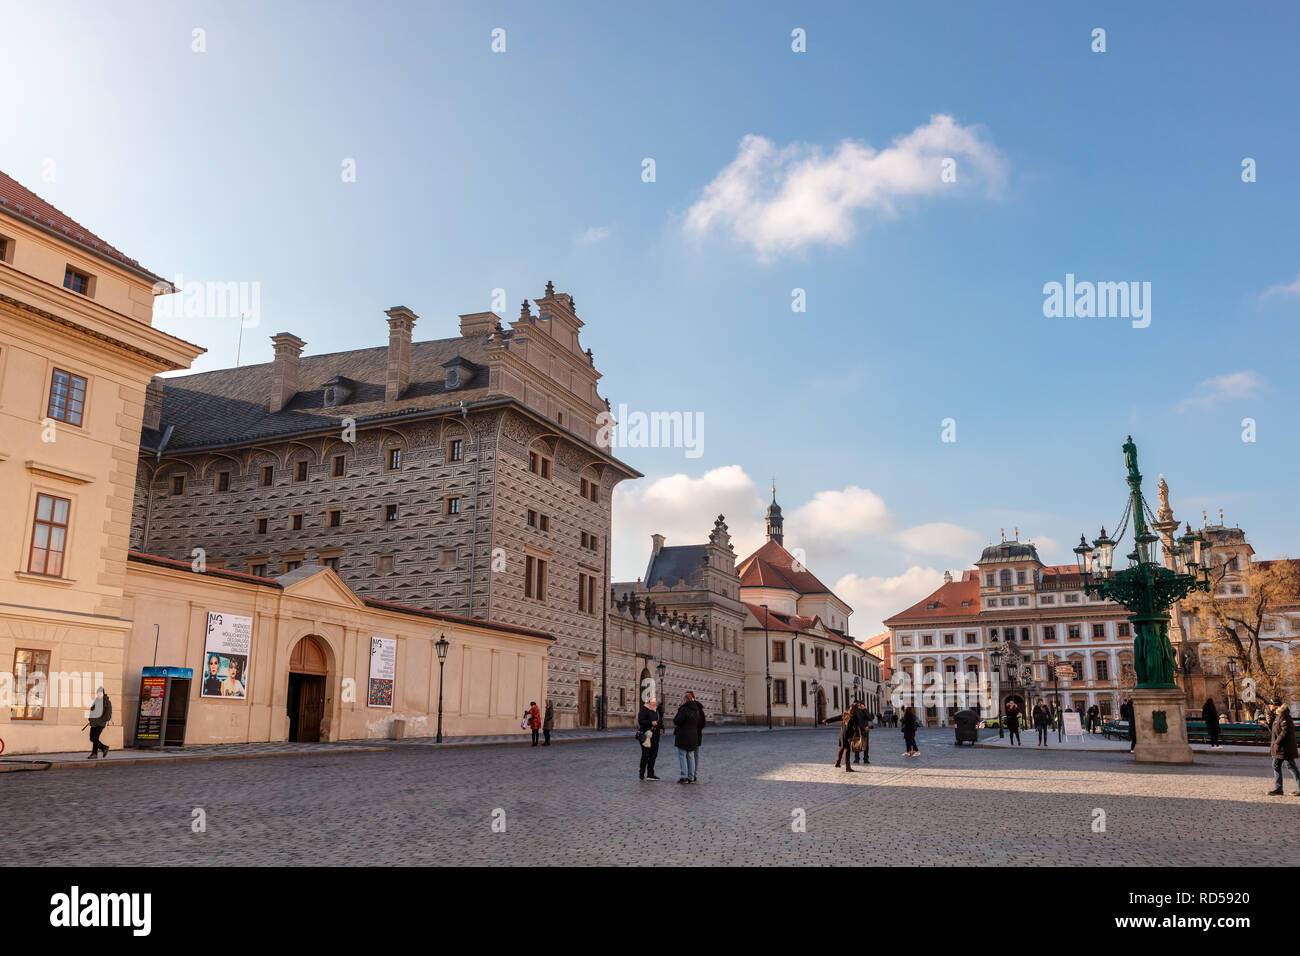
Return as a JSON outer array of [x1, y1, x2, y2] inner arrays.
[[3, 1, 1298, 635]]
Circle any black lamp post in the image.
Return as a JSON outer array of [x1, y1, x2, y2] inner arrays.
[[762, 603, 772, 730], [434, 633, 450, 743], [990, 645, 1004, 738], [810, 678, 820, 724]]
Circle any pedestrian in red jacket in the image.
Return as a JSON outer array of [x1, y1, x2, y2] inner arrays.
[[525, 702, 541, 746]]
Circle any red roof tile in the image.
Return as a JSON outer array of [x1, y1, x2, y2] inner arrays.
[[0, 170, 168, 285], [737, 539, 834, 594], [882, 576, 981, 626]]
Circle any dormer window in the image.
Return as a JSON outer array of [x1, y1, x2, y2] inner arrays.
[[322, 376, 353, 408], [446, 367, 460, 388], [442, 355, 474, 390]]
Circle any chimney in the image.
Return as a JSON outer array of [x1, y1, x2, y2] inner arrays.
[[269, 333, 306, 412], [385, 306, 418, 401], [143, 376, 165, 431], [459, 311, 497, 338], [651, 533, 665, 555]]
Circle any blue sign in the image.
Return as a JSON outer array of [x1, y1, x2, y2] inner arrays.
[[143, 666, 194, 679]]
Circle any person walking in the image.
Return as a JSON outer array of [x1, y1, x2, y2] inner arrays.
[[1005, 699, 1022, 746], [524, 701, 541, 746], [901, 705, 919, 757], [1202, 697, 1221, 749], [1086, 704, 1099, 734], [1265, 696, 1300, 796], [852, 703, 871, 765], [673, 692, 704, 783], [637, 697, 663, 780], [542, 701, 554, 746], [1032, 699, 1051, 747], [1121, 697, 1137, 752], [86, 686, 112, 759]]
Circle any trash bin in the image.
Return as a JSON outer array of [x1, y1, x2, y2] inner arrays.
[[953, 709, 979, 746]]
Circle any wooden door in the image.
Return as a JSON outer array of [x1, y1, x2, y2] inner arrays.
[[296, 675, 325, 742], [578, 679, 593, 727]]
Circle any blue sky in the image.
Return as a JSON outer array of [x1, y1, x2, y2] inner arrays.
[[4, 1, 1297, 632]]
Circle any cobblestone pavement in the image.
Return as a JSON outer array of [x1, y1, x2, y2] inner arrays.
[[3, 728, 1296, 866]]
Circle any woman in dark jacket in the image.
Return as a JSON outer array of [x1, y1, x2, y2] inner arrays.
[[1032, 700, 1051, 747], [673, 693, 705, 784], [1121, 698, 1136, 752], [900, 705, 919, 757], [1266, 697, 1300, 795], [637, 698, 662, 780], [1201, 698, 1221, 749], [822, 706, 859, 772], [852, 704, 871, 765]]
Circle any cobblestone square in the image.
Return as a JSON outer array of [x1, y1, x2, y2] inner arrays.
[[3, 728, 1297, 867]]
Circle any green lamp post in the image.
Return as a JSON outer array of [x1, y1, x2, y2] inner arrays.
[[1072, 437, 1214, 762]]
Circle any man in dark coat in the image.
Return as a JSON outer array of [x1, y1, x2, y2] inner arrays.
[[852, 703, 871, 765], [1005, 699, 1022, 746], [1032, 700, 1051, 747], [87, 686, 112, 758], [1120, 698, 1137, 752], [1086, 704, 1100, 734], [1201, 698, 1221, 749], [673, 692, 705, 783], [637, 697, 663, 780], [1265, 696, 1300, 796]]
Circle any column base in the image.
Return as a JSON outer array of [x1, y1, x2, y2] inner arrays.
[[1132, 687, 1194, 764]]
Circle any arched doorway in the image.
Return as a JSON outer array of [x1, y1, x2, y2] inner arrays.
[[815, 687, 826, 723], [287, 636, 329, 742]]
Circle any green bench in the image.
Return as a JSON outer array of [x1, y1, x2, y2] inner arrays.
[[1102, 718, 1268, 745]]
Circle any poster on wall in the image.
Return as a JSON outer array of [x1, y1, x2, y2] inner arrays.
[[136, 675, 167, 741], [202, 611, 253, 699], [368, 636, 396, 708]]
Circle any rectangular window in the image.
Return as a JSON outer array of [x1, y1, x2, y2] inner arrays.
[[291, 513, 303, 531], [1117, 622, 1131, 637], [833, 686, 839, 709], [580, 478, 589, 498], [446, 497, 461, 515], [47, 369, 87, 426], [772, 641, 786, 663], [384, 504, 398, 521], [773, 679, 787, 705], [172, 474, 185, 495], [217, 471, 230, 492], [900, 636, 911, 647], [0, 236, 7, 261], [284, 559, 301, 572], [539, 514, 549, 531], [11, 648, 51, 720], [388, 448, 402, 470], [63, 266, 91, 295], [1017, 571, 1026, 585], [1068, 625, 1081, 640], [448, 439, 463, 462], [1092, 623, 1106, 638], [295, 460, 308, 481], [261, 465, 273, 486], [322, 556, 339, 572], [256, 517, 268, 534], [1064, 593, 1080, 603], [1041, 595, 1055, 604], [527, 510, 537, 528], [587, 481, 599, 502], [966, 632, 978, 644], [251, 562, 268, 576], [1043, 625, 1057, 641], [28, 493, 70, 576], [332, 455, 345, 477], [985, 573, 994, 587], [921, 634, 934, 646], [801, 681, 808, 707], [578, 572, 597, 614], [1071, 661, 1084, 680], [328, 509, 341, 528], [799, 644, 806, 665], [1095, 660, 1109, 681], [524, 554, 548, 600], [943, 633, 955, 645]]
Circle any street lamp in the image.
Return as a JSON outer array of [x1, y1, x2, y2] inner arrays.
[[434, 633, 450, 743], [990, 645, 1004, 738], [656, 660, 667, 708], [810, 679, 819, 725], [1075, 436, 1214, 763]]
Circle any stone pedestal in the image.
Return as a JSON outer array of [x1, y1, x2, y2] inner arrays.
[[1133, 687, 1194, 764]]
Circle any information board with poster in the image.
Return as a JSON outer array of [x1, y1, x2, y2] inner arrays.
[[202, 611, 252, 699], [1063, 711, 1084, 736], [136, 674, 167, 741], [368, 636, 396, 708]]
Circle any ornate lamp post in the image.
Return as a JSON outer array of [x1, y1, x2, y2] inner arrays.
[[434, 633, 450, 743], [762, 604, 772, 730], [1073, 436, 1212, 764], [990, 646, 1004, 738], [656, 661, 667, 710], [810, 678, 820, 725]]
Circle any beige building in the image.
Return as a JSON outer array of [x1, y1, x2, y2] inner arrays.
[[124, 552, 550, 743], [0, 171, 203, 754]]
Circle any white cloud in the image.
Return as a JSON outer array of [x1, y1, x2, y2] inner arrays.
[[1175, 370, 1265, 411], [611, 465, 766, 581], [1261, 269, 1300, 298], [789, 486, 894, 539], [684, 114, 1005, 260], [833, 567, 946, 637], [579, 225, 611, 243], [893, 522, 982, 561]]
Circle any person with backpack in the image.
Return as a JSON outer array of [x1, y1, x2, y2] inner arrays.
[[87, 686, 112, 759]]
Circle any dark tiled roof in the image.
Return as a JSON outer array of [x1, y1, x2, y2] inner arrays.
[[0, 171, 168, 285], [975, 541, 1041, 565], [644, 545, 707, 588], [154, 336, 491, 450]]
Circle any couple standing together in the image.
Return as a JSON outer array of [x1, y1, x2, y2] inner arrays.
[[637, 691, 706, 783]]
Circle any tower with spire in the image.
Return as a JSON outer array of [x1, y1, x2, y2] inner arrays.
[[765, 481, 784, 546]]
